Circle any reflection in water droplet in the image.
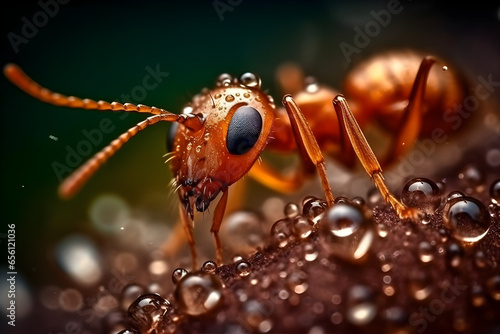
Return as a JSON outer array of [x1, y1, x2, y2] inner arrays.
[[458, 164, 483, 190], [284, 202, 300, 219], [490, 179, 500, 204], [292, 216, 313, 239], [408, 270, 432, 301], [117, 329, 139, 334], [236, 261, 251, 277], [239, 72, 261, 88], [302, 197, 328, 225], [401, 178, 441, 214], [128, 294, 170, 333], [346, 285, 376, 326], [217, 73, 232, 87], [221, 211, 265, 256], [324, 203, 364, 237], [447, 243, 464, 268], [418, 241, 434, 263], [172, 268, 188, 284], [225, 94, 235, 102], [447, 191, 464, 201], [471, 284, 486, 307], [443, 196, 491, 243], [486, 275, 500, 301], [175, 272, 224, 316], [242, 300, 272, 330], [474, 250, 488, 269], [320, 203, 374, 262], [377, 224, 388, 238], [271, 218, 293, 248], [121, 284, 147, 311], [304, 243, 318, 262], [201, 260, 217, 274], [56, 235, 102, 285]]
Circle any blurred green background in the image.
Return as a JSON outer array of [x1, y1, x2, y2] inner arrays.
[[0, 0, 499, 332]]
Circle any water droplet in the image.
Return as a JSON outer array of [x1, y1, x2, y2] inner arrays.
[[443, 196, 491, 243], [321, 203, 374, 262], [204, 132, 210, 141], [243, 92, 251, 98], [195, 145, 202, 153], [235, 261, 251, 277], [214, 93, 222, 99], [292, 216, 313, 239], [271, 218, 293, 248], [127, 294, 170, 333], [447, 191, 463, 201], [302, 197, 328, 225], [288, 270, 308, 294], [89, 194, 130, 233], [486, 275, 500, 300], [121, 284, 146, 310], [117, 330, 139, 334], [305, 77, 319, 93], [56, 235, 102, 285], [490, 179, 500, 204], [225, 94, 235, 102], [401, 178, 441, 214], [217, 73, 232, 87], [352, 196, 365, 207], [323, 203, 363, 237], [471, 284, 487, 307], [221, 211, 265, 256], [376, 223, 388, 238], [201, 260, 217, 274], [303, 243, 318, 261], [447, 242, 464, 268], [346, 285, 376, 326], [59, 288, 83, 312], [458, 164, 483, 191], [474, 250, 488, 269], [242, 300, 272, 330], [239, 72, 261, 88], [174, 272, 224, 316], [284, 202, 300, 219], [408, 270, 432, 300], [442, 65, 448, 71], [330, 312, 343, 324], [172, 268, 188, 284], [418, 241, 434, 263], [186, 142, 193, 151]]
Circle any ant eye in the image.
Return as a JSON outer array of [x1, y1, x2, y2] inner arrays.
[[166, 122, 179, 152], [226, 106, 262, 155], [239, 72, 261, 88]]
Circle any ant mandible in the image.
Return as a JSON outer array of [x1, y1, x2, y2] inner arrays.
[[3, 50, 463, 268]]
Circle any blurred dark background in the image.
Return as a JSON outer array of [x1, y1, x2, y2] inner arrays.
[[0, 0, 499, 333]]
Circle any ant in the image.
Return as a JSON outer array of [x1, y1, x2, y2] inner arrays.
[[3, 50, 466, 268]]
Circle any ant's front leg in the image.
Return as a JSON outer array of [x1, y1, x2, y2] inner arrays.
[[333, 95, 420, 220], [281, 95, 335, 206]]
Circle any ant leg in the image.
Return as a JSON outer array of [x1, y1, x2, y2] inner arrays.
[[333, 95, 420, 219], [384, 56, 436, 165], [178, 202, 198, 270], [211, 189, 229, 265], [282, 95, 335, 206]]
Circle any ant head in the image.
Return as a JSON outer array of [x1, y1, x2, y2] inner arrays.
[[169, 73, 276, 218]]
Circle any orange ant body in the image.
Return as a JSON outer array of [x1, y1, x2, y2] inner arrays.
[[3, 50, 466, 268]]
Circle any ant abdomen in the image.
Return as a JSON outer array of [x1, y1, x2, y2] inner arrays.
[[343, 50, 469, 136]]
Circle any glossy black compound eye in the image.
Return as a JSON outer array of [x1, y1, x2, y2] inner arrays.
[[226, 106, 262, 155]]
